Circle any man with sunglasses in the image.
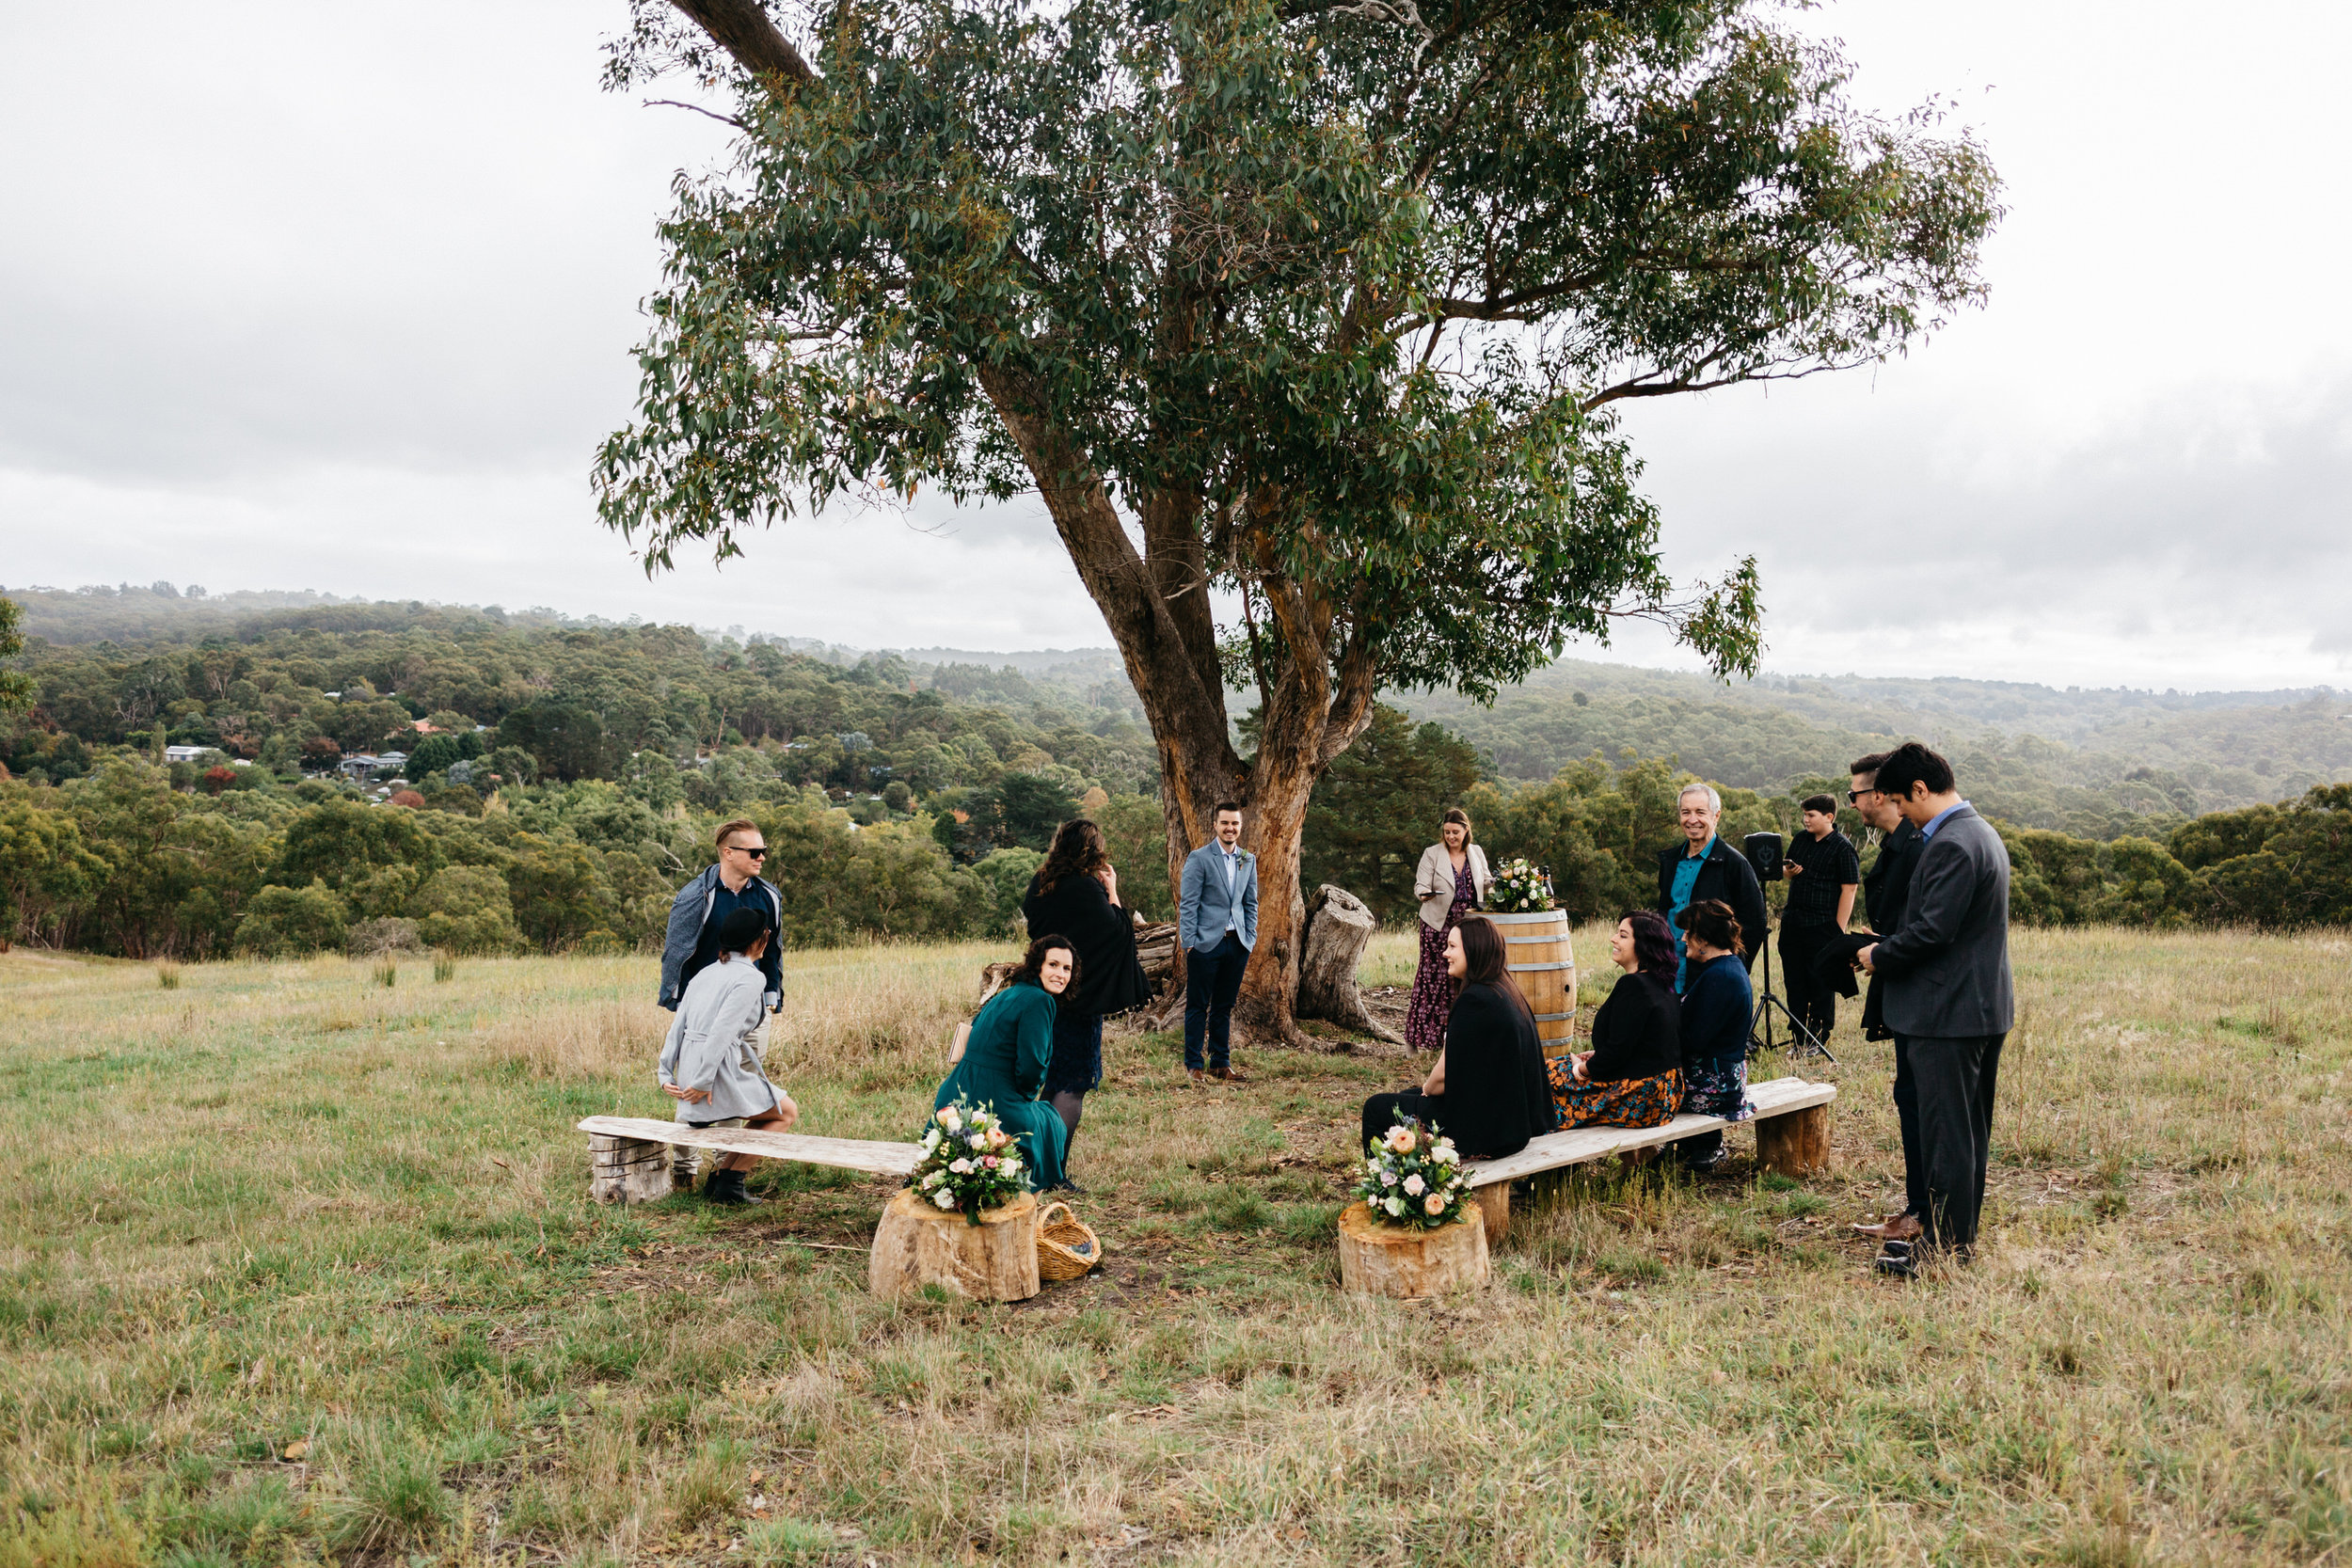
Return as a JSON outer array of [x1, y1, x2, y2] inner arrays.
[[659, 818, 787, 1192], [662, 818, 786, 1015]]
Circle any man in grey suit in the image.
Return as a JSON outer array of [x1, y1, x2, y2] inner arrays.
[[1178, 802, 1258, 1084], [1860, 742, 2013, 1275]]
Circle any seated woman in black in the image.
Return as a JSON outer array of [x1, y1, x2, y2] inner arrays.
[[1550, 910, 1682, 1129], [1360, 915, 1554, 1160]]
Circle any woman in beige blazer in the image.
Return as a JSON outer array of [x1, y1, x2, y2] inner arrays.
[[1404, 809, 1491, 1053]]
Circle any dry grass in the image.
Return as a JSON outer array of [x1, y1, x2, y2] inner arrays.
[[0, 927, 2347, 1565]]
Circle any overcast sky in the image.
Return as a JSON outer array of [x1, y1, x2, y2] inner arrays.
[[3, 1, 2347, 690]]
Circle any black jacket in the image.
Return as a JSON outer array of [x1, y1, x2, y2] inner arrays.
[[1022, 871, 1152, 1020], [1654, 836, 1768, 974], [1859, 820, 1923, 1040], [1437, 981, 1556, 1159], [1583, 971, 1680, 1082]]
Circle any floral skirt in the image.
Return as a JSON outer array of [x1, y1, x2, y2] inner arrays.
[[1680, 1054, 1755, 1122], [1404, 917, 1459, 1053], [1548, 1062, 1681, 1130]]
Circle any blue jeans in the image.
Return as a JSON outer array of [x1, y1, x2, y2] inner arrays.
[[1184, 932, 1248, 1070]]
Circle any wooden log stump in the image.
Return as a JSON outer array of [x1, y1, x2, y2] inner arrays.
[[588, 1134, 675, 1205], [1296, 886, 1404, 1045], [1470, 1182, 1512, 1244], [1755, 1101, 1832, 1178], [1337, 1200, 1489, 1298], [869, 1189, 1041, 1303]]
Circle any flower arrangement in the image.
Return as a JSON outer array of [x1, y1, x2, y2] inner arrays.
[[1485, 857, 1556, 913], [1353, 1114, 1471, 1229], [910, 1099, 1030, 1224]]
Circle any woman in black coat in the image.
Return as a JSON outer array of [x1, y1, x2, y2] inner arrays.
[[1020, 819, 1152, 1188], [1550, 911, 1682, 1129], [1360, 915, 1554, 1160]]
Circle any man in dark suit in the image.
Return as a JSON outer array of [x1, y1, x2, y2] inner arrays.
[[1859, 742, 2014, 1275], [1847, 751, 1926, 1243], [1654, 783, 1768, 993]]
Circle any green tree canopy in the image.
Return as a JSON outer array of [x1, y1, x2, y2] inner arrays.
[[596, 0, 1998, 1037]]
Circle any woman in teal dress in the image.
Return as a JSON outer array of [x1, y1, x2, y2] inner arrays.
[[933, 935, 1075, 1191]]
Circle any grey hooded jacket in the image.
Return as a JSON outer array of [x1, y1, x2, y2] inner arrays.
[[659, 864, 783, 1012]]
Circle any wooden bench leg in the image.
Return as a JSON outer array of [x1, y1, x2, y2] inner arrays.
[[1471, 1183, 1510, 1245], [589, 1134, 675, 1205], [1755, 1103, 1831, 1179]]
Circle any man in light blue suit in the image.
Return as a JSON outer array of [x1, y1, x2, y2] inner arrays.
[[1178, 801, 1257, 1084]]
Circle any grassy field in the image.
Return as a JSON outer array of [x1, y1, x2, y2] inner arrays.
[[2, 925, 2348, 1566]]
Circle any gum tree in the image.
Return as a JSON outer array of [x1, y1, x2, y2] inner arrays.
[[594, 0, 1998, 1037]]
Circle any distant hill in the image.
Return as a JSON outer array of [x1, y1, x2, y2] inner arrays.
[[1395, 659, 2351, 838], [8, 581, 2343, 837]]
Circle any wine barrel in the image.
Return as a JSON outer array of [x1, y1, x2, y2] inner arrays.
[[1486, 908, 1575, 1062]]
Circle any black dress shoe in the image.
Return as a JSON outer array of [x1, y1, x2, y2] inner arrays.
[[1873, 1249, 1917, 1278], [704, 1169, 766, 1206], [1055, 1179, 1088, 1196]]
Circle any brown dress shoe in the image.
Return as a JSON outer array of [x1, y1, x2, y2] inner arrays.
[[1186, 1068, 1209, 1085], [1210, 1066, 1251, 1085], [1852, 1212, 1923, 1242]]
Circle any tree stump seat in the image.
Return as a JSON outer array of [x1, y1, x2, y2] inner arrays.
[[1461, 1075, 1837, 1242], [868, 1189, 1041, 1303], [1337, 1200, 1491, 1298]]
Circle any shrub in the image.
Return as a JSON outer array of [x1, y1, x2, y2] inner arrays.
[[234, 881, 350, 957], [345, 916, 424, 957], [407, 865, 521, 954]]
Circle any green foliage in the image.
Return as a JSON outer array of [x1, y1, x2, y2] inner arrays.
[[235, 880, 350, 957], [1299, 705, 1481, 920], [408, 864, 522, 954], [2190, 784, 2352, 927], [972, 847, 1044, 936], [0, 595, 33, 715], [1096, 793, 1175, 922]]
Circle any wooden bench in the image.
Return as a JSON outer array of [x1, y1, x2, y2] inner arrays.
[[578, 1116, 919, 1205], [1462, 1075, 1836, 1242]]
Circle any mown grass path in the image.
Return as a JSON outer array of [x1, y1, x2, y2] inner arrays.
[[2, 928, 2347, 1565]]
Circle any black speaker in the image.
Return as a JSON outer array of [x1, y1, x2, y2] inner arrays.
[[1743, 831, 1785, 883]]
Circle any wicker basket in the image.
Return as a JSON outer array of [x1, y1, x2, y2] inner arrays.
[[1035, 1200, 1103, 1281]]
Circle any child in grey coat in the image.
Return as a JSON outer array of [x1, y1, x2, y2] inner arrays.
[[658, 908, 800, 1204]]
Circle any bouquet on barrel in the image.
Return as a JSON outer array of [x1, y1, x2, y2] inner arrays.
[[1486, 857, 1556, 913], [912, 1098, 1029, 1224], [1355, 1115, 1470, 1229]]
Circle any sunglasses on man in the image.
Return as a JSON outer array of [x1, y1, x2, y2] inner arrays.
[[729, 843, 769, 859]]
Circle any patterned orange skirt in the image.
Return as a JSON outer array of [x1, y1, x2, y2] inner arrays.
[[1547, 1063, 1681, 1131]]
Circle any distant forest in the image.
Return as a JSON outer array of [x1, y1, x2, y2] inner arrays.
[[0, 583, 2345, 958], [1399, 659, 2352, 843]]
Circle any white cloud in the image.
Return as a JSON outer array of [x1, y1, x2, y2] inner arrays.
[[2, 0, 2346, 690]]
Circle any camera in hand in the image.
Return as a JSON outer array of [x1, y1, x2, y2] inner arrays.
[[1743, 831, 1785, 883]]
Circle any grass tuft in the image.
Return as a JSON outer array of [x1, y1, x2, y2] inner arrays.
[[329, 1442, 453, 1552]]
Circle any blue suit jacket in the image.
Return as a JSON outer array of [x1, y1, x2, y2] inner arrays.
[[1179, 842, 1259, 954]]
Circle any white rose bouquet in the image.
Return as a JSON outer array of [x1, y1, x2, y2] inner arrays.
[[1486, 857, 1556, 913], [910, 1098, 1031, 1224], [1352, 1113, 1470, 1230]]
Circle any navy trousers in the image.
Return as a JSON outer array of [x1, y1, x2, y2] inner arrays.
[[1183, 931, 1248, 1070], [1910, 1033, 2005, 1253]]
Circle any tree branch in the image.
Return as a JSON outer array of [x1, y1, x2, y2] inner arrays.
[[643, 98, 752, 131], [668, 0, 817, 89]]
